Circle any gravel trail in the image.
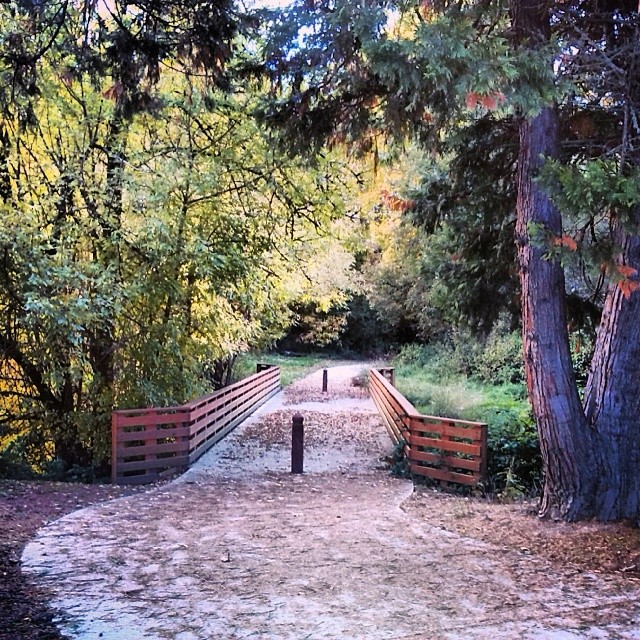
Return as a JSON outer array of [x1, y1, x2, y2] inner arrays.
[[22, 363, 640, 639]]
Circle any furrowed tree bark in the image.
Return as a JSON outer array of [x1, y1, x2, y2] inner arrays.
[[583, 216, 640, 520], [516, 107, 600, 520], [512, 0, 599, 520], [581, 6, 640, 521]]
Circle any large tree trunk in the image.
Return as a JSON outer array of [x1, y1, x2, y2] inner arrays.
[[512, 0, 600, 520], [581, 4, 640, 521], [516, 107, 600, 520], [583, 209, 640, 520]]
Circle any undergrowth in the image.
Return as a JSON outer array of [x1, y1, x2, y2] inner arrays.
[[393, 333, 541, 499]]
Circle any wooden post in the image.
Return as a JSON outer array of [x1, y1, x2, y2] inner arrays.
[[441, 420, 454, 488], [111, 412, 119, 484], [379, 367, 395, 386], [479, 423, 489, 482], [291, 413, 304, 473], [322, 368, 328, 393]]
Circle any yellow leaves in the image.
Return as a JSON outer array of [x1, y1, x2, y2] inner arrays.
[[418, 0, 435, 20]]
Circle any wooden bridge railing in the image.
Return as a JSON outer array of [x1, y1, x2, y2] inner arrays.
[[370, 367, 488, 487], [111, 364, 280, 484]]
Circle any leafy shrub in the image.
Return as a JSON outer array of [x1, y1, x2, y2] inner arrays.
[[0, 445, 34, 480], [393, 340, 541, 497], [395, 336, 480, 380], [394, 343, 434, 368], [473, 387, 540, 498], [472, 326, 524, 386], [570, 330, 594, 387]]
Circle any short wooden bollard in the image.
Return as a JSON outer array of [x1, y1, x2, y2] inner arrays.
[[322, 368, 328, 393], [291, 413, 304, 474]]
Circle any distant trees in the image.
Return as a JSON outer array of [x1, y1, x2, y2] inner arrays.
[[0, 0, 355, 474]]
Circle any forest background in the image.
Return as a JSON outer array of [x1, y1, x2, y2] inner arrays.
[[1, 0, 639, 522]]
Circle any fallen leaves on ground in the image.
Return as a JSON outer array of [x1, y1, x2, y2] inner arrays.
[[405, 488, 640, 580]]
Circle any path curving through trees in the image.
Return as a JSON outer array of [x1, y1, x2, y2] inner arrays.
[[22, 364, 640, 639]]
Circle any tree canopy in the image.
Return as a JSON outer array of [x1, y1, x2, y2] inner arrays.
[[0, 0, 358, 474]]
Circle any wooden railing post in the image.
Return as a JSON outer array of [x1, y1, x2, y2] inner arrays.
[[378, 367, 395, 387], [111, 365, 281, 485], [479, 423, 488, 481], [111, 412, 119, 483]]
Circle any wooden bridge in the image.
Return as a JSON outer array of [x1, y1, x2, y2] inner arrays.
[[111, 363, 487, 488], [369, 367, 488, 487]]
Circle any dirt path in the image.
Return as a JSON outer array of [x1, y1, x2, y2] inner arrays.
[[22, 364, 640, 639]]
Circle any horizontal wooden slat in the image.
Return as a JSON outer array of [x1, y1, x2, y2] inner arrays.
[[411, 419, 484, 442], [410, 464, 480, 485], [369, 367, 487, 489], [115, 440, 190, 457], [371, 389, 405, 444], [409, 434, 482, 457], [409, 449, 482, 472], [116, 425, 191, 442], [369, 369, 418, 417], [114, 411, 189, 428], [185, 369, 280, 412], [116, 455, 189, 472], [189, 376, 278, 423], [115, 472, 159, 485], [414, 414, 487, 429], [112, 366, 281, 483], [189, 389, 278, 456]]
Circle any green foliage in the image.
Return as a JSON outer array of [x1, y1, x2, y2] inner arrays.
[[361, 118, 520, 342], [471, 322, 524, 386], [540, 160, 640, 221], [0, 1, 361, 475], [393, 334, 538, 497], [570, 330, 595, 389], [386, 441, 411, 479], [0, 443, 35, 480], [475, 388, 540, 498]]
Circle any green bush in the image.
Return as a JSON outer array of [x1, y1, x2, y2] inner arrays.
[[232, 352, 332, 387], [394, 343, 434, 368], [473, 387, 540, 498], [395, 336, 480, 380], [472, 326, 524, 386], [0, 444, 34, 480], [570, 330, 594, 387]]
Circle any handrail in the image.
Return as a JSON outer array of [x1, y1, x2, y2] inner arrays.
[[111, 364, 280, 484], [369, 368, 488, 487]]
